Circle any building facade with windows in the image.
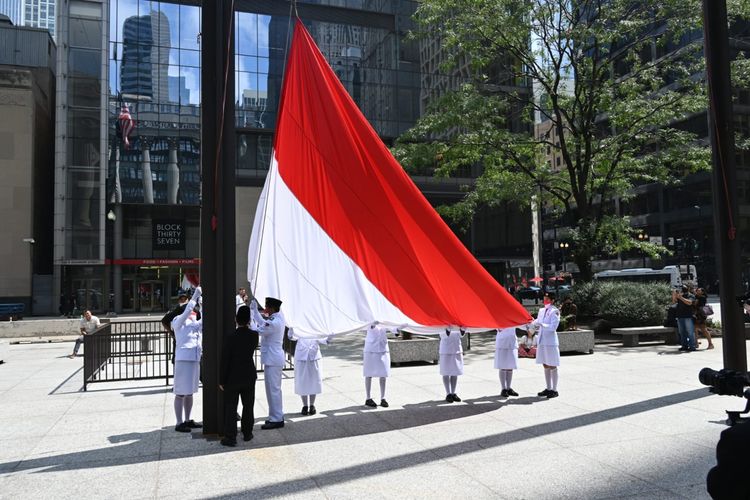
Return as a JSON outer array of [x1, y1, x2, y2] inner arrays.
[[52, 0, 529, 315]]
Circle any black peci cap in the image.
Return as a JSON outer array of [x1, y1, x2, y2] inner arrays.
[[265, 297, 282, 309]]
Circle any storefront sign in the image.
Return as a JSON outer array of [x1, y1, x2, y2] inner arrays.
[[153, 220, 185, 250]]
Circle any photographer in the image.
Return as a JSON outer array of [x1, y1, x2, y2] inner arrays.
[[672, 285, 696, 352]]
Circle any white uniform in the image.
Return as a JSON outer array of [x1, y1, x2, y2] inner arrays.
[[251, 305, 286, 422], [291, 334, 329, 396], [439, 329, 464, 376], [494, 327, 519, 369], [172, 291, 202, 395], [534, 306, 561, 366], [363, 324, 390, 377], [235, 294, 247, 312]]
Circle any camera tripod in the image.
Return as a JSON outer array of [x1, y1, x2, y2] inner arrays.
[[726, 389, 750, 426]]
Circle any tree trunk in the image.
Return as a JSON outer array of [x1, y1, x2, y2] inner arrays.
[[574, 249, 593, 282]]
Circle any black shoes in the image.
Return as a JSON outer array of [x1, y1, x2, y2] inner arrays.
[[301, 406, 309, 415], [507, 388, 519, 397], [243, 432, 254, 442], [261, 421, 285, 430], [380, 399, 389, 408], [546, 390, 559, 399], [538, 389, 551, 397], [365, 398, 377, 408], [184, 420, 202, 429], [450, 394, 461, 402], [309, 405, 317, 415], [220, 437, 237, 447], [500, 389, 509, 398], [678, 346, 689, 351], [175, 422, 191, 432], [445, 394, 454, 403]]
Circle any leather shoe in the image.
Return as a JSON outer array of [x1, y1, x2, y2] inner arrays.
[[538, 389, 551, 397], [380, 399, 389, 408], [445, 394, 454, 403], [220, 437, 237, 447], [175, 422, 191, 432], [365, 398, 377, 408], [451, 394, 461, 402], [547, 390, 559, 399], [500, 389, 509, 398], [309, 405, 316, 415], [185, 419, 202, 428], [261, 421, 285, 430], [507, 388, 519, 397], [243, 432, 254, 442], [301, 406, 309, 416]]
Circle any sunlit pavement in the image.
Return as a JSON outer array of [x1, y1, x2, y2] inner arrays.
[[0, 332, 743, 499]]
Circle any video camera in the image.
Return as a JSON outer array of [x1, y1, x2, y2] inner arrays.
[[700, 368, 750, 397], [700, 367, 750, 426]]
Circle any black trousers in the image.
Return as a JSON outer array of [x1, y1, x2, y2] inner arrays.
[[223, 382, 256, 441]]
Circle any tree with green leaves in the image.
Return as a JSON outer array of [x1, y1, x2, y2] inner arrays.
[[394, 0, 716, 280]]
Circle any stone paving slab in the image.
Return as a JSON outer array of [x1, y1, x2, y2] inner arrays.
[[0, 332, 742, 499]]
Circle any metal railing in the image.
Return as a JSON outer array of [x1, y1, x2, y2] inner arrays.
[[83, 320, 172, 391]]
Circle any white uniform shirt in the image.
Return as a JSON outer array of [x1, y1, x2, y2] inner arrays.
[[439, 329, 464, 354], [291, 335, 328, 361], [79, 315, 100, 334], [251, 306, 286, 367], [495, 327, 518, 349], [235, 294, 246, 311], [172, 297, 203, 361], [533, 306, 560, 346], [364, 324, 389, 353]]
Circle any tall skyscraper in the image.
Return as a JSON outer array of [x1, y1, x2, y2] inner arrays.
[[21, 0, 55, 38], [0, 0, 21, 25], [120, 10, 170, 102]]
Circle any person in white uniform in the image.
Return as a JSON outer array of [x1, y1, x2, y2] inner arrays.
[[250, 297, 286, 429], [534, 293, 561, 399], [289, 330, 333, 415], [363, 322, 393, 408], [439, 327, 465, 402], [494, 326, 520, 397], [172, 286, 203, 432], [235, 287, 248, 312]]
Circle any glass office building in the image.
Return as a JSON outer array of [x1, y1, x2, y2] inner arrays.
[[54, 0, 532, 314]]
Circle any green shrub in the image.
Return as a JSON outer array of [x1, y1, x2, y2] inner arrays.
[[570, 281, 672, 327]]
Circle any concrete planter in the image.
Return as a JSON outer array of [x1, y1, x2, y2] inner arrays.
[[557, 329, 595, 354], [389, 334, 469, 365]]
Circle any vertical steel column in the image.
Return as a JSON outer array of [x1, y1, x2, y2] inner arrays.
[[201, 0, 236, 435], [702, 0, 746, 371]]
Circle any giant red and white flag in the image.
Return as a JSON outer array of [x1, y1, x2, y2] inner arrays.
[[248, 21, 531, 337]]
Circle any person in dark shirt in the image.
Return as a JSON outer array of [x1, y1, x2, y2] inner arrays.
[[672, 285, 696, 352], [219, 305, 258, 447]]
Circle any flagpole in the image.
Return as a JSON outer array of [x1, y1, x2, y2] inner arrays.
[[201, 0, 236, 436]]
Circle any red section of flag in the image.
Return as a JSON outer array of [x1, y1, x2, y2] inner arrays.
[[272, 21, 531, 328], [118, 103, 135, 148]]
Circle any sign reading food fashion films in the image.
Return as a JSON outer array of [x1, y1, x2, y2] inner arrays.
[[153, 220, 185, 250]]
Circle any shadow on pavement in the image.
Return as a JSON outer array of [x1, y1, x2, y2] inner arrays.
[[0, 387, 712, 480]]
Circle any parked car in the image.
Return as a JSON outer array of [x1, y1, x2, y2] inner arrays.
[[518, 286, 542, 300]]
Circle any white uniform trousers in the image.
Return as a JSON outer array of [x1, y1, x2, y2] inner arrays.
[[264, 365, 284, 422]]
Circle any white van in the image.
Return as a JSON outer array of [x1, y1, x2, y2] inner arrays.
[[594, 265, 697, 288]]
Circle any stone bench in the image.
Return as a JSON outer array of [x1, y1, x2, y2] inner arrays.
[[558, 329, 595, 354], [611, 326, 677, 347], [389, 334, 469, 365]]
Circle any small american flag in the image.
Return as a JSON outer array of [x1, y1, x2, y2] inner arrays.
[[118, 103, 135, 148]]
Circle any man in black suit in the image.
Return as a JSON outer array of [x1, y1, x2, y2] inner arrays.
[[219, 305, 259, 447]]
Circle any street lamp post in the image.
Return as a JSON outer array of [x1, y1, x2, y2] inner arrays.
[[637, 232, 648, 268], [559, 242, 569, 273]]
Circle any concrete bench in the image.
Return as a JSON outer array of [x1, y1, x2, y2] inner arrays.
[[389, 334, 469, 365], [558, 329, 595, 354], [611, 326, 677, 347]]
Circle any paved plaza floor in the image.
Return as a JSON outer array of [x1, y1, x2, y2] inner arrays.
[[0, 332, 744, 499]]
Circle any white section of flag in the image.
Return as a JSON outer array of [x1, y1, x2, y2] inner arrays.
[[248, 155, 416, 338]]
